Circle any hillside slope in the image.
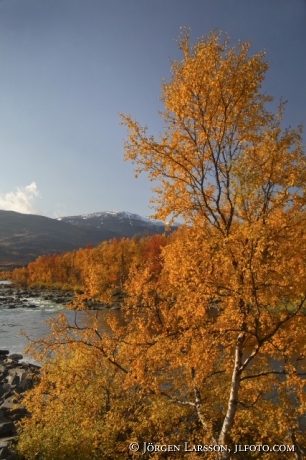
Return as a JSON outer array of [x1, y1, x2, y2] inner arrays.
[[0, 210, 114, 269], [0, 210, 176, 269], [57, 211, 172, 238]]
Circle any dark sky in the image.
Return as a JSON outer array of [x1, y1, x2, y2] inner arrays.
[[0, 0, 305, 218]]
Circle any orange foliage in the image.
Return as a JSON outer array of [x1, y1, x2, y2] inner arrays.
[[10, 234, 169, 300], [17, 31, 306, 459]]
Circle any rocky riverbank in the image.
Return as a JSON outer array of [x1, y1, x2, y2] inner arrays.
[[0, 350, 40, 460], [0, 283, 74, 309], [0, 283, 119, 310]]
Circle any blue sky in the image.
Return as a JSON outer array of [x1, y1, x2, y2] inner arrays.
[[0, 0, 305, 218]]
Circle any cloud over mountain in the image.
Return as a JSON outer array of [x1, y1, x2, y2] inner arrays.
[[0, 182, 39, 214]]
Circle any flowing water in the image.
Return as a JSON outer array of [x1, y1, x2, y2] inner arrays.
[[0, 281, 115, 362]]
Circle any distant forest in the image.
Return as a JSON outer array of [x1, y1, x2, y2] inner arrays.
[[9, 232, 170, 304]]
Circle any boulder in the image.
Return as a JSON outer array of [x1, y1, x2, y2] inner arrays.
[[7, 355, 22, 362], [0, 350, 40, 459]]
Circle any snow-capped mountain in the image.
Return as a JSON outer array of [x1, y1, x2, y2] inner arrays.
[[57, 211, 176, 238], [0, 210, 178, 269]]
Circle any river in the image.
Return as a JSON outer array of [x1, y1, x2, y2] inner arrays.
[[0, 281, 115, 362]]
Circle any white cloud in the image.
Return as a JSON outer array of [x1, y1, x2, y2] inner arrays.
[[0, 182, 40, 214]]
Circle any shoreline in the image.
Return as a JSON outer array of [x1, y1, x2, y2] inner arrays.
[[0, 350, 40, 460], [0, 282, 121, 311]]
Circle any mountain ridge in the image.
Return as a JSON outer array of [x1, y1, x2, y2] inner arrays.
[[0, 210, 177, 270], [58, 210, 165, 225]]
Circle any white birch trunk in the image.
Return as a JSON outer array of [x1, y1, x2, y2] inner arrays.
[[218, 332, 245, 459]]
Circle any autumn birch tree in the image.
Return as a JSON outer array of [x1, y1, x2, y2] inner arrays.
[[121, 30, 306, 457]]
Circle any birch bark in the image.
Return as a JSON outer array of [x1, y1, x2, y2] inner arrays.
[[218, 333, 245, 459]]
